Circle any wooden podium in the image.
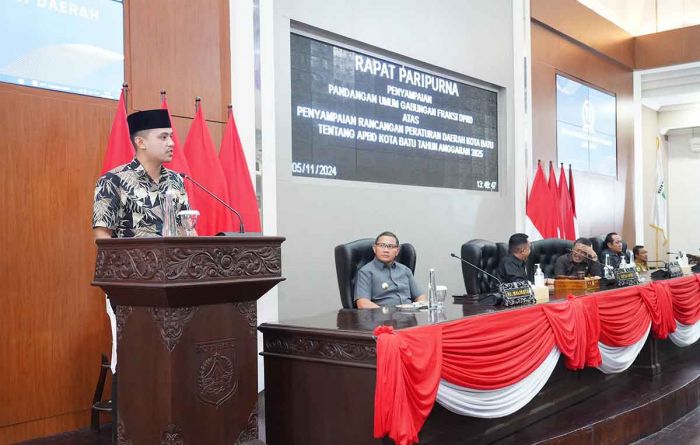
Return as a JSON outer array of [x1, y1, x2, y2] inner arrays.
[[92, 236, 285, 445]]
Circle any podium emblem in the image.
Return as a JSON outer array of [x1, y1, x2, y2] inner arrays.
[[196, 340, 238, 407]]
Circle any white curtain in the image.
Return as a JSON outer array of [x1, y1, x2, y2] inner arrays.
[[597, 324, 651, 374], [435, 347, 560, 418], [669, 320, 700, 347]]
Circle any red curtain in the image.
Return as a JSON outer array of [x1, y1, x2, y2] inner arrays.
[[597, 280, 676, 345], [373, 275, 700, 445], [668, 275, 700, 325], [373, 325, 442, 445]]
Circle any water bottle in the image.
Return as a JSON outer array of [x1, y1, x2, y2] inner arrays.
[[604, 254, 613, 279], [162, 189, 178, 237], [534, 264, 545, 287], [428, 268, 437, 310]]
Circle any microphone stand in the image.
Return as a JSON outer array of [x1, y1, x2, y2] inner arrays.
[[180, 173, 245, 233]]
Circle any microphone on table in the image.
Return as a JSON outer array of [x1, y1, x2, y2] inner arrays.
[[450, 253, 503, 285], [179, 173, 245, 233]]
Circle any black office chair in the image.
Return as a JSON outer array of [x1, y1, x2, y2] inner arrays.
[[460, 239, 505, 295], [334, 238, 417, 309], [590, 235, 628, 261], [528, 238, 575, 279]]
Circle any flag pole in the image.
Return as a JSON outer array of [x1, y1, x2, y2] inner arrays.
[[122, 82, 129, 111]]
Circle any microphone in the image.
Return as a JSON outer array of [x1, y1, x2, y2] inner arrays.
[[179, 173, 245, 233], [450, 253, 502, 284]]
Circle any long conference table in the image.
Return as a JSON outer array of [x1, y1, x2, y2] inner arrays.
[[259, 273, 700, 445]]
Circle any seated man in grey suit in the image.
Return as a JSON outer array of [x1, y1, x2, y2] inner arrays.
[[354, 231, 427, 309]]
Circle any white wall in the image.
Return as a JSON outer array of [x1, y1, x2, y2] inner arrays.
[[640, 106, 666, 262], [659, 104, 700, 134], [666, 129, 700, 256], [264, 0, 520, 320]]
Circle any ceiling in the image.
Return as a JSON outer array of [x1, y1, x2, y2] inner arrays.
[[578, 0, 700, 35], [639, 63, 700, 110]]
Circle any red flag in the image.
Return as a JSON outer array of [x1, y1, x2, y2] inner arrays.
[[183, 103, 233, 235], [569, 164, 577, 218], [558, 164, 576, 240], [161, 98, 192, 175], [547, 161, 562, 238], [161, 97, 196, 208], [101, 88, 132, 173], [526, 162, 560, 238], [219, 107, 261, 232]]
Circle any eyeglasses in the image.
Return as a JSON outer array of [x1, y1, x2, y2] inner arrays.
[[375, 243, 399, 250]]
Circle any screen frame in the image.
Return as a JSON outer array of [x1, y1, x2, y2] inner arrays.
[[289, 22, 506, 192], [555, 71, 618, 178]]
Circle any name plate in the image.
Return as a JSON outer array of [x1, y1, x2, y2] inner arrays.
[[614, 265, 639, 287], [498, 281, 536, 307], [667, 261, 683, 278]]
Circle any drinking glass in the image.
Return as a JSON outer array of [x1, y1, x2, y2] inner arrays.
[[177, 210, 200, 236], [435, 285, 448, 308]]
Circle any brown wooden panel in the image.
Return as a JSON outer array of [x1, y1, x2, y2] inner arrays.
[[0, 84, 112, 442], [635, 25, 700, 69], [531, 23, 635, 241], [531, 0, 635, 69], [1, 0, 234, 439], [127, 0, 231, 121], [171, 115, 226, 155], [0, 409, 92, 444]]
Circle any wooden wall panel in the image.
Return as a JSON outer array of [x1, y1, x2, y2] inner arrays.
[[531, 23, 636, 242], [127, 0, 231, 122], [0, 0, 232, 441], [635, 25, 700, 69], [531, 0, 635, 69], [0, 84, 113, 442]]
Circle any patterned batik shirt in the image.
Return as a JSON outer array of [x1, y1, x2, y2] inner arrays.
[[92, 158, 190, 238]]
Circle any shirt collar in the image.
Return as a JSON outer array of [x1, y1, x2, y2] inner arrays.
[[127, 158, 168, 183], [510, 254, 525, 265], [373, 257, 396, 269]]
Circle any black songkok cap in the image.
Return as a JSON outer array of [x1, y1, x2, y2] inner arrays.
[[127, 109, 172, 136]]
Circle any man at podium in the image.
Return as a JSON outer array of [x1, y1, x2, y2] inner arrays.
[[91, 109, 192, 441], [92, 109, 190, 239]]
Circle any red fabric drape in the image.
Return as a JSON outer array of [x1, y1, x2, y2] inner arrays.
[[440, 297, 599, 390], [668, 275, 700, 325], [373, 325, 442, 445], [597, 280, 676, 345], [373, 275, 700, 445]]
